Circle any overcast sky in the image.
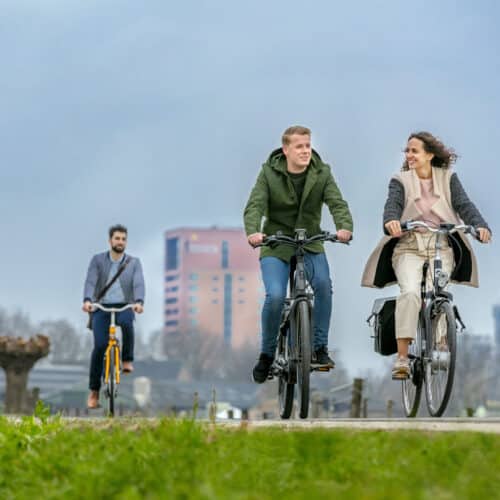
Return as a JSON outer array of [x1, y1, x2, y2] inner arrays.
[[1, 0, 499, 374]]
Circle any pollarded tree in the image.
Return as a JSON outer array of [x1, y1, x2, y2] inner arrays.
[[0, 335, 50, 414]]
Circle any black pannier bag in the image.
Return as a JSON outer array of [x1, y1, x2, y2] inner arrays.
[[367, 297, 397, 356]]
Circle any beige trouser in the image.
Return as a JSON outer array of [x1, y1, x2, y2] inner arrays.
[[392, 232, 454, 340]]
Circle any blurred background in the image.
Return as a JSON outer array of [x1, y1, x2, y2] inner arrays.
[[1, 0, 499, 418]]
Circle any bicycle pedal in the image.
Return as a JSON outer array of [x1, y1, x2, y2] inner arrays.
[[315, 366, 331, 372]]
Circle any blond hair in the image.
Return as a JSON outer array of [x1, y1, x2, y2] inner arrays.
[[281, 125, 311, 146]]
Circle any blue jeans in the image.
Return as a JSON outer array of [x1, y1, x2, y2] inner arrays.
[[89, 306, 135, 391], [260, 252, 333, 356]]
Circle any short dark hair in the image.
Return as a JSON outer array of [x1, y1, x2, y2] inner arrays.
[[109, 224, 128, 239]]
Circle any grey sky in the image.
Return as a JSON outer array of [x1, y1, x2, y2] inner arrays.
[[1, 0, 499, 374]]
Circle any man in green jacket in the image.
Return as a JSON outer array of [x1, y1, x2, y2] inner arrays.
[[244, 125, 353, 383]]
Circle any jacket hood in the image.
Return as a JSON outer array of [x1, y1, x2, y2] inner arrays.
[[265, 147, 323, 172]]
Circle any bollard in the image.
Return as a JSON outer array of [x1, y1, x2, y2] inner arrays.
[[387, 399, 393, 418], [362, 398, 368, 418]]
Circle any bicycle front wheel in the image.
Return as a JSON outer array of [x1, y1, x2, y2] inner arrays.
[[402, 322, 423, 417], [107, 351, 116, 417], [295, 300, 311, 419], [277, 328, 295, 419], [425, 301, 457, 417]]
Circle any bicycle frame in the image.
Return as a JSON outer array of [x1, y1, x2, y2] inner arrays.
[[91, 303, 134, 387], [260, 229, 349, 375], [403, 221, 473, 335]]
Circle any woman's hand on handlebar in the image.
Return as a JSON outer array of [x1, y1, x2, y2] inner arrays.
[[477, 227, 492, 243], [248, 232, 266, 247], [385, 220, 403, 238]]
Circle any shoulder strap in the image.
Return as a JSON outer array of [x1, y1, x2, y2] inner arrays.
[[95, 256, 131, 302]]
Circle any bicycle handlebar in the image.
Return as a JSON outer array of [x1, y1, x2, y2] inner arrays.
[[401, 221, 479, 239], [254, 231, 351, 249], [91, 303, 135, 313]]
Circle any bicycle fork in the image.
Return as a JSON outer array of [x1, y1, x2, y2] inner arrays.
[[104, 325, 121, 385]]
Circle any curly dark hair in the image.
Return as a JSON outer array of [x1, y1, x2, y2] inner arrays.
[[402, 131, 457, 170]]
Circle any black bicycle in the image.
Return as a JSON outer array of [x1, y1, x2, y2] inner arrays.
[[258, 229, 349, 419], [399, 221, 476, 417]]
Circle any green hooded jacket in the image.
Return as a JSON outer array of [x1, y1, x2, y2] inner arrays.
[[243, 148, 353, 262]]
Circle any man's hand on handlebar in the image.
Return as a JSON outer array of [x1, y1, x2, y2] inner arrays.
[[336, 229, 352, 243], [82, 300, 93, 313], [133, 303, 144, 314], [248, 232, 266, 247], [385, 220, 403, 238]]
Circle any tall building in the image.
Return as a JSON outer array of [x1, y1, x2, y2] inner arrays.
[[163, 227, 263, 349]]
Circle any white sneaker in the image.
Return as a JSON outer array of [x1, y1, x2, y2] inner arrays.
[[392, 356, 410, 379]]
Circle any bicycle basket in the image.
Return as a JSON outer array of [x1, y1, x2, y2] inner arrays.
[[367, 297, 397, 356]]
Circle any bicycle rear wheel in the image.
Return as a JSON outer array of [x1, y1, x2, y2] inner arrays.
[[295, 300, 311, 419], [278, 327, 294, 419], [402, 322, 423, 417], [425, 301, 457, 417]]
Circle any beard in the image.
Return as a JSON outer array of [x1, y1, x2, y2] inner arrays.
[[112, 245, 125, 254]]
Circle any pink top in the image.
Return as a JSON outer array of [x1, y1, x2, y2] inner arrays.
[[415, 178, 442, 228]]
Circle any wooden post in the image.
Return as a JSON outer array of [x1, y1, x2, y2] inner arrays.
[[350, 378, 363, 418], [362, 398, 368, 418]]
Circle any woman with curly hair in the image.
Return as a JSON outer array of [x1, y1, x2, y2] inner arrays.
[[362, 131, 491, 379]]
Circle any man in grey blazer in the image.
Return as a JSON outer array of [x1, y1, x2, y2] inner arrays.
[[82, 224, 145, 409]]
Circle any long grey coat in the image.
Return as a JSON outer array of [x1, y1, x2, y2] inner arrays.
[[361, 167, 488, 289]]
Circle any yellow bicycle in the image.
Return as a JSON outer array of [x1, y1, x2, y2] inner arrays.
[[92, 303, 134, 416]]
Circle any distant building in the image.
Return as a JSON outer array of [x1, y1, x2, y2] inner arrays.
[[163, 227, 263, 349]]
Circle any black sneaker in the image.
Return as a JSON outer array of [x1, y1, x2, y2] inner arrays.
[[252, 353, 274, 384], [313, 346, 335, 368]]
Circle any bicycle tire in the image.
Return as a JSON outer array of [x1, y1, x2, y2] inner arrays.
[[296, 300, 311, 419], [108, 351, 115, 417], [278, 328, 294, 419], [402, 322, 423, 417], [425, 300, 456, 417]]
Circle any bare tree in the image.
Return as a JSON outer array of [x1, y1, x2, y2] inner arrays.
[[0, 307, 36, 338], [38, 319, 81, 363]]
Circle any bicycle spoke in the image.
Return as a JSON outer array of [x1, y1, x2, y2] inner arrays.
[[425, 302, 456, 417]]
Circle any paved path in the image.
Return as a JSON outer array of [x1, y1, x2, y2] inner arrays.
[[220, 418, 500, 434], [8, 416, 500, 433]]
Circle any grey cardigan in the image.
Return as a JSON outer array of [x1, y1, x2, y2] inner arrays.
[[83, 252, 145, 304], [383, 172, 491, 232]]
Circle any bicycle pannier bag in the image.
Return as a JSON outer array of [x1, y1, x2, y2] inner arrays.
[[367, 297, 397, 356]]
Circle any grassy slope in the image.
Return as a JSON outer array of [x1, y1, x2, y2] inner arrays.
[[0, 417, 499, 499]]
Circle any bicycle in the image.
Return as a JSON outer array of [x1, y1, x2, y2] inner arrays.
[[397, 221, 476, 417], [91, 303, 134, 416], [257, 229, 349, 419]]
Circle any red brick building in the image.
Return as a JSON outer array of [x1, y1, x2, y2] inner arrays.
[[163, 227, 263, 349]]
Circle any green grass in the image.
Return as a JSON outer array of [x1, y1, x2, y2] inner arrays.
[[1, 416, 499, 499]]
